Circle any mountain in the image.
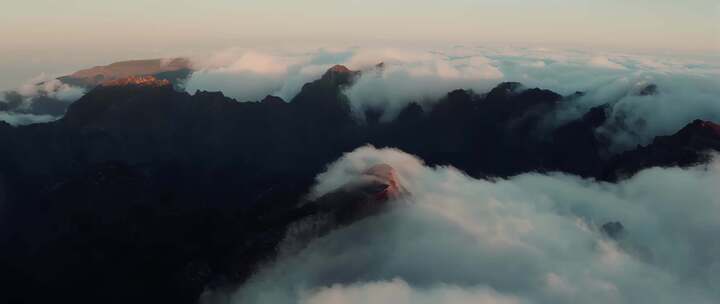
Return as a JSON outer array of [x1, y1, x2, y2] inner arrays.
[[0, 58, 194, 118], [604, 119, 720, 180], [57, 58, 193, 89], [1, 65, 718, 304]]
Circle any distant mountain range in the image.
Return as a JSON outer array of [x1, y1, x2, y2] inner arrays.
[[1, 63, 719, 304], [57, 58, 193, 88], [0, 58, 193, 117]]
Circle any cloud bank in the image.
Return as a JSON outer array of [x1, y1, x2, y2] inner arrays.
[[342, 49, 503, 120], [184, 46, 720, 150], [207, 146, 720, 304], [1, 74, 85, 125], [185, 48, 353, 101], [15, 75, 86, 102], [3, 46, 718, 149], [0, 112, 58, 126]]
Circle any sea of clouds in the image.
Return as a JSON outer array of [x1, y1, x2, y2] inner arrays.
[[3, 48, 718, 303], [205, 146, 720, 304], [3, 46, 720, 150], [185, 46, 720, 150]]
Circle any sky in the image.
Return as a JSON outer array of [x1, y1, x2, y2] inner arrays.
[[1, 0, 718, 90]]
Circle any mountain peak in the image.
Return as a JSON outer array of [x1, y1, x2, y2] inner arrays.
[[486, 82, 524, 100], [327, 64, 352, 74], [648, 119, 720, 147], [682, 119, 720, 138], [261, 95, 286, 105], [321, 65, 358, 82]]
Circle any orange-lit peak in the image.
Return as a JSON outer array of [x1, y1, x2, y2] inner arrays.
[[101, 75, 171, 87]]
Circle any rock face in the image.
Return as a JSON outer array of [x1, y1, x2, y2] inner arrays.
[[362, 164, 403, 200], [61, 77, 178, 128], [291, 64, 357, 124], [547, 104, 610, 177]]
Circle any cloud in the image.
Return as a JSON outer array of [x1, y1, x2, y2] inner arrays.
[[185, 49, 349, 101], [207, 146, 720, 304], [346, 47, 720, 152], [343, 51, 503, 120], [589, 56, 627, 70], [0, 74, 86, 125], [0, 111, 58, 126], [182, 46, 720, 150], [16, 75, 86, 103], [185, 47, 506, 120], [4, 45, 715, 147]]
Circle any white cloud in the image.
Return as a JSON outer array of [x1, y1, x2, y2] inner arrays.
[[343, 52, 503, 120], [185, 49, 348, 101], [300, 278, 524, 304], [17, 75, 86, 103], [0, 74, 86, 125], [0, 111, 58, 125], [589, 56, 627, 70], [5, 46, 715, 148], [182, 46, 720, 150], [208, 146, 720, 304]]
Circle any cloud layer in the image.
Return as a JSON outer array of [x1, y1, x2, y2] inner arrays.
[[1, 74, 85, 125], [184, 46, 720, 150], [15, 75, 86, 102], [184, 48, 353, 101], [0, 112, 58, 125], [208, 146, 720, 304], [3, 46, 719, 150]]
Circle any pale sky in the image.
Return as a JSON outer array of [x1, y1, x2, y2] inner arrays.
[[1, 0, 718, 90]]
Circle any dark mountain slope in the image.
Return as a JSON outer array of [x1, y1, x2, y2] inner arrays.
[[0, 67, 718, 304], [603, 119, 720, 180]]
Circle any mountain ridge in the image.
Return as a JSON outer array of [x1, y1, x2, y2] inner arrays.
[[57, 58, 192, 88]]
